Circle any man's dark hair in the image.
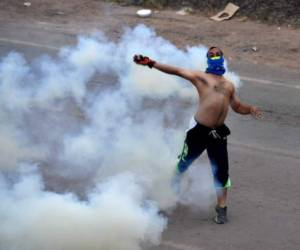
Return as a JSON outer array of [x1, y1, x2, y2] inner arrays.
[[208, 46, 224, 57]]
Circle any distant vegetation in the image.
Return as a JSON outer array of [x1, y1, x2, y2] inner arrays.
[[105, 0, 300, 25]]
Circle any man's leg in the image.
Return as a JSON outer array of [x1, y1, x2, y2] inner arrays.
[[216, 188, 227, 208], [207, 138, 231, 224], [172, 126, 206, 193]]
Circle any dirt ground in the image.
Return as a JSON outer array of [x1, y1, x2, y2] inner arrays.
[[0, 0, 299, 71], [111, 0, 300, 26]]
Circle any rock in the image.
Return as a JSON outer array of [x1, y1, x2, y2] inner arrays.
[[238, 16, 248, 22], [176, 7, 194, 16], [136, 9, 152, 18], [24, 2, 31, 7]]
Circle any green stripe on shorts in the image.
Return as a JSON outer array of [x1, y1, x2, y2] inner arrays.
[[224, 178, 231, 189]]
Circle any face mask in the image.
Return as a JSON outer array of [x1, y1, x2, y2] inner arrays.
[[205, 55, 226, 76]]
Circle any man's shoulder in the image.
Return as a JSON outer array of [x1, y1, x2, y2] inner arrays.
[[191, 72, 235, 90], [224, 77, 234, 85], [192, 71, 210, 85]]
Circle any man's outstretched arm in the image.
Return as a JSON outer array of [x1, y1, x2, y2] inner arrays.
[[152, 62, 197, 82], [133, 54, 203, 83], [230, 93, 262, 119]]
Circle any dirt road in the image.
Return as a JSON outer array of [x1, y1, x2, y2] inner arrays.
[[1, 0, 300, 70], [0, 1, 299, 250]]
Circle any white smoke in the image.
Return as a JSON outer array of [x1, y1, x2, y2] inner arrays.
[[179, 163, 216, 210], [0, 24, 241, 249], [0, 168, 166, 250]]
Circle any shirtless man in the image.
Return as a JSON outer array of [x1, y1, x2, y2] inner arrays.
[[133, 47, 262, 224]]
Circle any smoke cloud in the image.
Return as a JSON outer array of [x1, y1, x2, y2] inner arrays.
[[0, 168, 166, 250], [0, 24, 240, 249]]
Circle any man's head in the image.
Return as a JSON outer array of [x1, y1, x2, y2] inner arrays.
[[207, 47, 224, 58], [206, 47, 226, 76]]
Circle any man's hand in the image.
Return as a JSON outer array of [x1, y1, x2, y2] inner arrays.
[[133, 55, 156, 68], [250, 106, 263, 119]]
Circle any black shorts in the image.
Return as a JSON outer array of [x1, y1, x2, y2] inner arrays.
[[176, 121, 231, 189]]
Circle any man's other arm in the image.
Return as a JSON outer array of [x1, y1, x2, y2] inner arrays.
[[230, 91, 262, 119]]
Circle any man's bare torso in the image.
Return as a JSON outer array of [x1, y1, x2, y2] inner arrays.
[[193, 73, 234, 128]]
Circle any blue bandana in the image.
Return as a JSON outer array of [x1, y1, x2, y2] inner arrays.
[[205, 56, 226, 76]]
